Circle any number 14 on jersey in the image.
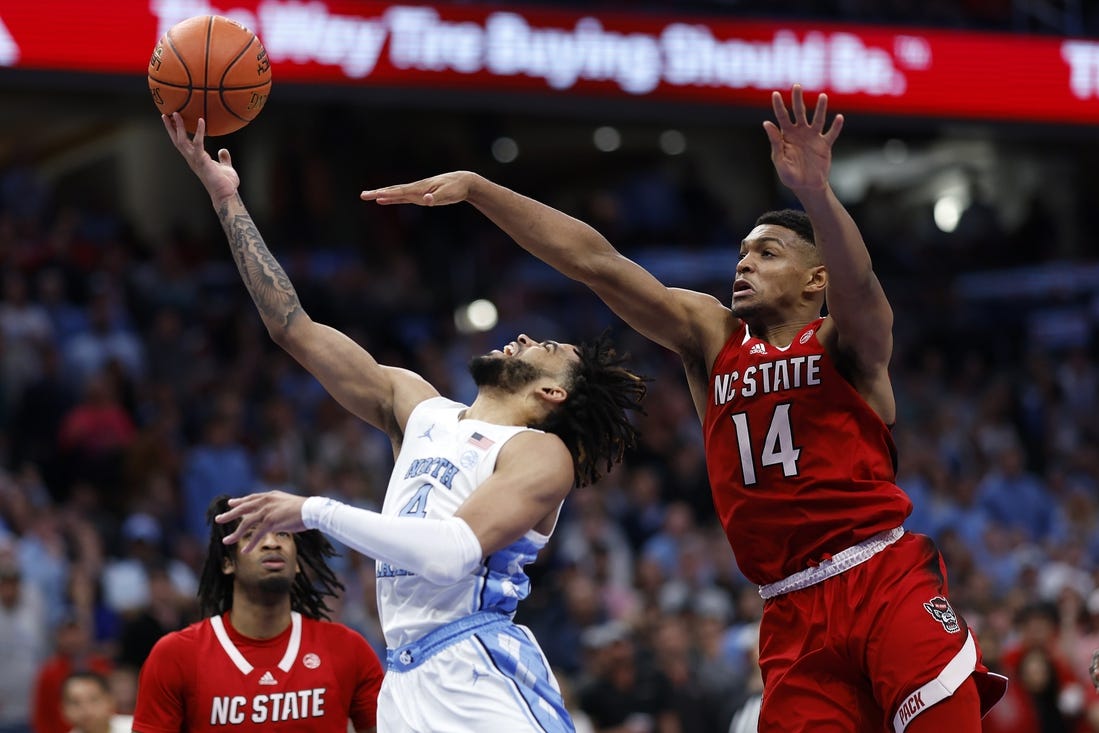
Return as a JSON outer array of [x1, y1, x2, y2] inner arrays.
[[731, 403, 802, 485]]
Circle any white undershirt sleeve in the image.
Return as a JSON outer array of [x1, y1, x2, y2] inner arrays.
[[301, 496, 484, 585]]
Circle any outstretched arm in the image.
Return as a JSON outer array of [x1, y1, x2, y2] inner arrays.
[[215, 432, 574, 580], [163, 114, 437, 436], [764, 85, 893, 375], [361, 174, 731, 365]]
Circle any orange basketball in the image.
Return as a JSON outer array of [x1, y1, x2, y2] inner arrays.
[[147, 15, 272, 137]]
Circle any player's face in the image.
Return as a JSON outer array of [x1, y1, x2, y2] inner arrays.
[[470, 334, 580, 392], [732, 225, 817, 320], [62, 678, 114, 733], [224, 528, 300, 594]]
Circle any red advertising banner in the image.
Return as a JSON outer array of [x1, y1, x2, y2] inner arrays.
[[1, 0, 1098, 124]]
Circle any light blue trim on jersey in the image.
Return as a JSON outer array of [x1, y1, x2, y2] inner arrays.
[[471, 624, 575, 733], [386, 611, 510, 672], [475, 534, 542, 614]]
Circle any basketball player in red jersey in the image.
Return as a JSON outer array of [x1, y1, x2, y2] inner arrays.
[[362, 85, 1008, 731], [132, 496, 382, 732]]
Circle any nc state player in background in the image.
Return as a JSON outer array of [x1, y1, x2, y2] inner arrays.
[[362, 85, 1009, 732], [132, 496, 382, 732]]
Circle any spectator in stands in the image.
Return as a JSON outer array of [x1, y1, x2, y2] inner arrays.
[[100, 513, 197, 620], [976, 443, 1056, 543], [31, 615, 114, 733], [62, 286, 143, 386], [0, 270, 54, 407], [0, 549, 48, 733], [179, 413, 253, 540], [115, 562, 193, 671], [578, 621, 678, 733], [59, 671, 132, 733], [57, 372, 136, 495]]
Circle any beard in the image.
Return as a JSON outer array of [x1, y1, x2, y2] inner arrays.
[[255, 575, 294, 596], [469, 355, 543, 392]]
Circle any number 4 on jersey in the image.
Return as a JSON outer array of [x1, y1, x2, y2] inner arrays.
[[731, 403, 801, 485], [400, 483, 433, 517]]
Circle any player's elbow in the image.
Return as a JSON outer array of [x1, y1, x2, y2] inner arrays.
[[267, 312, 314, 353], [570, 246, 623, 287]]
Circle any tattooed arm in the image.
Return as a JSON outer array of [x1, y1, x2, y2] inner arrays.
[[163, 114, 438, 438]]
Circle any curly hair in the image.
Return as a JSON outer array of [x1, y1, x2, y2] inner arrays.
[[197, 495, 344, 620], [533, 332, 647, 487]]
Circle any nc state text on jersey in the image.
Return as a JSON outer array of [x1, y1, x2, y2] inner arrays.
[[712, 355, 822, 405], [210, 689, 327, 725]]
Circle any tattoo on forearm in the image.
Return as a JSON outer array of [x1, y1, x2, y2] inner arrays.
[[218, 199, 302, 330]]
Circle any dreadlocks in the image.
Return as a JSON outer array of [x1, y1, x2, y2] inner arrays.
[[197, 495, 345, 620], [534, 332, 647, 487]]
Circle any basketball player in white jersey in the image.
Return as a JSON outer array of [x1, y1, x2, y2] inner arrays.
[[163, 113, 647, 732]]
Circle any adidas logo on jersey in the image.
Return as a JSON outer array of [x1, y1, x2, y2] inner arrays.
[[749, 342, 767, 355], [258, 671, 278, 686]]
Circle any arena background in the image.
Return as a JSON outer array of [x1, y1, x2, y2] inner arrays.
[[1, 1, 1099, 731]]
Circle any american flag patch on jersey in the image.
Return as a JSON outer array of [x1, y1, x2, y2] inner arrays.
[[467, 432, 495, 450]]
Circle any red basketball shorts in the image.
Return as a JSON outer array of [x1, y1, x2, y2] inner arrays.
[[756, 532, 1007, 732]]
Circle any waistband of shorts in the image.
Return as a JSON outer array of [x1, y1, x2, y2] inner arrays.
[[758, 527, 905, 600], [386, 611, 511, 672]]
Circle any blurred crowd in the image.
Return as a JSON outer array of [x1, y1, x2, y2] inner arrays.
[[1, 116, 1099, 733]]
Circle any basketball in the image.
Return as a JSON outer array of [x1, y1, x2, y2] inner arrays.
[[147, 15, 272, 137]]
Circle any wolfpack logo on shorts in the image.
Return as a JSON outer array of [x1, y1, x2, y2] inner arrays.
[[923, 596, 960, 633]]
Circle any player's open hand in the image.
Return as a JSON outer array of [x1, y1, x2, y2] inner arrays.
[[361, 171, 478, 207], [162, 112, 240, 207], [762, 84, 843, 194], [215, 490, 308, 554]]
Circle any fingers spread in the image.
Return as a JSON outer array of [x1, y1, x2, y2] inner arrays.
[[791, 84, 807, 124], [762, 120, 783, 148], [824, 113, 845, 144], [812, 93, 828, 130], [771, 91, 793, 127]]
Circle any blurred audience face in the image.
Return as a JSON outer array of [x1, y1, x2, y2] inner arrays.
[[563, 572, 603, 626], [61, 674, 116, 733], [55, 617, 93, 657], [1017, 648, 1054, 694], [0, 561, 20, 608]]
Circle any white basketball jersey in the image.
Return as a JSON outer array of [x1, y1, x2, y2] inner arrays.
[[377, 396, 555, 649]]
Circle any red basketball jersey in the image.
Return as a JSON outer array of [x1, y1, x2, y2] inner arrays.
[[133, 612, 382, 733], [702, 318, 912, 584]]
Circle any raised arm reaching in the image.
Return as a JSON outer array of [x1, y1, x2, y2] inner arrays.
[[361, 85, 1005, 731]]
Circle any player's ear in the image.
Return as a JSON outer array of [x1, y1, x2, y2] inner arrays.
[[221, 555, 236, 576], [805, 265, 827, 294], [538, 383, 568, 405]]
